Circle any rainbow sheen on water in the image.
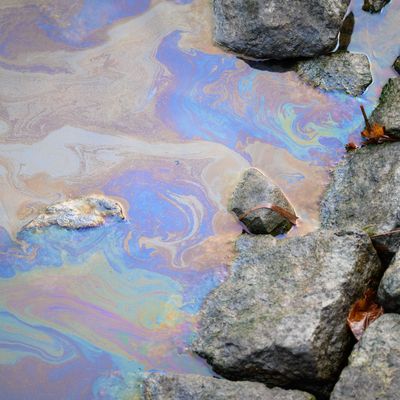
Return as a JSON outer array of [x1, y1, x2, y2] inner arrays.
[[0, 0, 399, 398]]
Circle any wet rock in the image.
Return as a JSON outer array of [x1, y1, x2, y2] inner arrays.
[[362, 0, 390, 13], [213, 0, 351, 60], [23, 195, 125, 230], [295, 52, 372, 96], [394, 56, 400, 74], [370, 78, 400, 136], [228, 168, 295, 235], [142, 373, 315, 400], [321, 142, 400, 257], [331, 314, 400, 400], [192, 230, 382, 397], [378, 254, 400, 312]]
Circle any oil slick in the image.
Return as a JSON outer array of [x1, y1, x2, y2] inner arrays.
[[0, 0, 399, 398]]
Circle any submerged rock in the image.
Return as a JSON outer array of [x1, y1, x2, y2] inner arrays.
[[228, 168, 295, 235], [142, 373, 315, 400], [378, 254, 400, 312], [212, 0, 351, 60], [23, 195, 125, 230], [394, 56, 400, 74], [370, 78, 400, 136], [331, 314, 400, 400], [321, 143, 400, 257], [362, 0, 390, 13], [295, 52, 372, 96], [192, 230, 382, 397]]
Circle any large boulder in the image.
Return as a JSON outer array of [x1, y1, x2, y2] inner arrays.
[[378, 253, 400, 312], [142, 373, 315, 400], [229, 168, 296, 235], [370, 78, 400, 136], [23, 195, 125, 231], [212, 0, 351, 60], [192, 230, 382, 397], [295, 52, 372, 96], [331, 314, 400, 400], [362, 0, 390, 13], [320, 142, 400, 258]]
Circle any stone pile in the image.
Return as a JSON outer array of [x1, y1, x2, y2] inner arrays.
[[144, 75, 400, 399]]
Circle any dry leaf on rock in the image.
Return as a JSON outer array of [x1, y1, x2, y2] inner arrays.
[[347, 288, 384, 341]]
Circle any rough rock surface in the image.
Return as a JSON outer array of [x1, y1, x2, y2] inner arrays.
[[192, 230, 382, 397], [362, 0, 390, 13], [295, 52, 372, 96], [213, 0, 351, 60], [229, 168, 295, 235], [378, 254, 400, 312], [331, 314, 400, 400], [23, 195, 125, 230], [142, 373, 315, 400], [394, 56, 400, 75], [320, 142, 400, 257], [370, 78, 400, 136]]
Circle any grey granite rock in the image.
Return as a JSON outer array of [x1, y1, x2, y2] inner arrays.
[[213, 0, 351, 60], [142, 373, 315, 400], [295, 52, 372, 96], [370, 78, 400, 136], [378, 254, 400, 312], [394, 56, 400, 75], [362, 0, 390, 13], [331, 314, 400, 400], [23, 195, 125, 230], [229, 168, 295, 235], [192, 230, 382, 397], [320, 142, 400, 257]]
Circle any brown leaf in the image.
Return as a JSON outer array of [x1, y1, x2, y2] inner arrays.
[[345, 142, 358, 151], [238, 202, 298, 226], [347, 288, 384, 341], [361, 122, 385, 140]]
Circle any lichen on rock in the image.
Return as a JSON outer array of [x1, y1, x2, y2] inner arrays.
[[23, 195, 125, 231]]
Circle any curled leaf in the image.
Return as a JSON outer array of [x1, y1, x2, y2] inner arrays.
[[347, 288, 384, 341], [239, 202, 298, 226], [345, 142, 358, 151]]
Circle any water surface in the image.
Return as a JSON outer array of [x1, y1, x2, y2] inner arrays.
[[0, 0, 399, 398]]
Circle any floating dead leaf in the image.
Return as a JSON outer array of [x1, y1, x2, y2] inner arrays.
[[239, 202, 298, 226], [345, 142, 358, 152], [347, 288, 384, 341]]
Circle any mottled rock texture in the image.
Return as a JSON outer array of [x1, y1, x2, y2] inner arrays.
[[229, 168, 295, 235], [23, 195, 125, 230], [394, 56, 400, 74], [362, 0, 390, 13], [142, 373, 315, 400], [213, 0, 351, 60], [370, 78, 400, 136], [321, 142, 400, 257], [192, 230, 382, 397], [296, 52, 372, 96], [331, 314, 400, 400], [378, 254, 400, 312]]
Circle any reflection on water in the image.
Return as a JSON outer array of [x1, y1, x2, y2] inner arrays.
[[0, 0, 399, 398]]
